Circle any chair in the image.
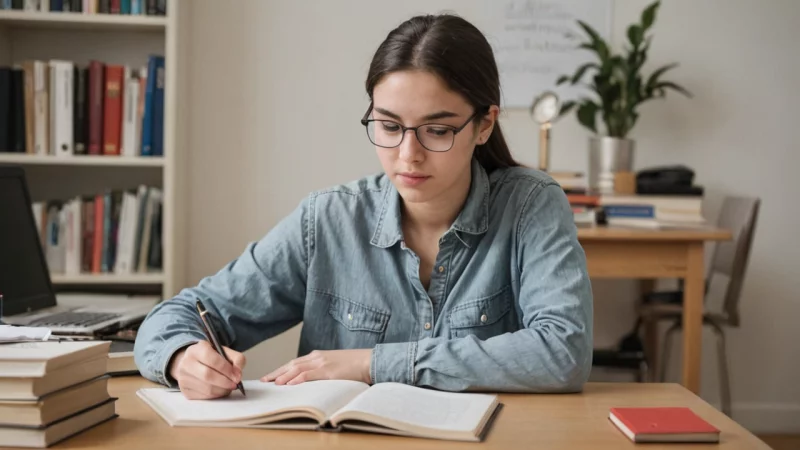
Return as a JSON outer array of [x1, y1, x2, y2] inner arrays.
[[639, 196, 760, 417], [592, 318, 650, 382]]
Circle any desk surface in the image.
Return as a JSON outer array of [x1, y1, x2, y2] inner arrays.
[[578, 226, 732, 242], [37, 377, 768, 450]]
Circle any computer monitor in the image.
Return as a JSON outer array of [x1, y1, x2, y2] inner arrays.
[[0, 165, 57, 317]]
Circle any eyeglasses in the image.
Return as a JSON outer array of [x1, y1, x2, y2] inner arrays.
[[360, 104, 488, 152]]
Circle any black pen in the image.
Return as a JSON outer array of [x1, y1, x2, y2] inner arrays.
[[195, 299, 246, 397]]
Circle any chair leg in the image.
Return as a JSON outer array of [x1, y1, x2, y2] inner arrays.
[[637, 359, 649, 383], [660, 321, 681, 382], [710, 322, 732, 417], [642, 318, 659, 381]]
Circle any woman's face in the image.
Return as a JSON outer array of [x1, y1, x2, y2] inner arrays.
[[370, 70, 494, 206]]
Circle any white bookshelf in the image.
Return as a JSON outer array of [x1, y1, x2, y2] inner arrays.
[[0, 2, 190, 299], [0, 153, 165, 167], [0, 10, 167, 31], [51, 272, 165, 285]]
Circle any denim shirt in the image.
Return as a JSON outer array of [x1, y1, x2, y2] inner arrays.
[[134, 159, 593, 392]]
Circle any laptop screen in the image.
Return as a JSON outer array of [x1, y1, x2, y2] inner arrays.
[[0, 167, 56, 317]]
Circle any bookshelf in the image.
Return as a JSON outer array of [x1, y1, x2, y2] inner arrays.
[[0, 10, 167, 31], [51, 272, 165, 285], [0, 153, 164, 167], [0, 2, 190, 300]]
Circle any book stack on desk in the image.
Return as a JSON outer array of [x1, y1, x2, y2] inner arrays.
[[0, 341, 118, 448], [564, 193, 708, 229], [598, 195, 707, 229]]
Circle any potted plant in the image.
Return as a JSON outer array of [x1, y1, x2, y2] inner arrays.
[[556, 0, 691, 194]]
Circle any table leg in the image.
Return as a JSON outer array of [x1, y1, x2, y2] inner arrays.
[[640, 279, 657, 381], [682, 242, 705, 394]]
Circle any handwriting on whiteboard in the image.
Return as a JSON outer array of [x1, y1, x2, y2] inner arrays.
[[483, 0, 611, 108]]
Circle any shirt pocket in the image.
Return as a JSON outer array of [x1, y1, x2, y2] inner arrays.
[[328, 296, 390, 348], [448, 285, 515, 340]]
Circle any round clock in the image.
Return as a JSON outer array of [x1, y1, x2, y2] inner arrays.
[[530, 91, 561, 124]]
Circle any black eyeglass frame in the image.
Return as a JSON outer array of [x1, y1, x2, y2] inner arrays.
[[360, 103, 490, 152]]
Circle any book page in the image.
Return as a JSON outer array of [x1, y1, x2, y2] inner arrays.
[[332, 383, 497, 432], [138, 379, 369, 425]]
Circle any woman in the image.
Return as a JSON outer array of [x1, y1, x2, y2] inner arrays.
[[134, 13, 593, 400]]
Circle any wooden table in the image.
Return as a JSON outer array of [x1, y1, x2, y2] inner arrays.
[[32, 377, 767, 449], [578, 227, 732, 394]]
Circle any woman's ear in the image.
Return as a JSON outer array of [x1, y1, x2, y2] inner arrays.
[[477, 105, 500, 144]]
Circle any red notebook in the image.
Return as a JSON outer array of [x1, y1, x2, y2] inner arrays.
[[609, 407, 720, 443]]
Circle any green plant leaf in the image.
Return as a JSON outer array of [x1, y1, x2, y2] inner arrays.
[[641, 1, 660, 31], [577, 20, 602, 44], [559, 101, 577, 117], [571, 62, 599, 84], [627, 25, 643, 47], [645, 63, 678, 89], [556, 75, 571, 85], [577, 21, 610, 62], [653, 81, 693, 98], [577, 101, 599, 134]]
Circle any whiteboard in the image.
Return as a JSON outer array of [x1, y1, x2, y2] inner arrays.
[[482, 0, 612, 109]]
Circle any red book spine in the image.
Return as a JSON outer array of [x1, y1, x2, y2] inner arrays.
[[103, 65, 124, 156], [81, 199, 94, 273], [92, 195, 104, 273], [110, 0, 121, 14], [88, 61, 105, 155]]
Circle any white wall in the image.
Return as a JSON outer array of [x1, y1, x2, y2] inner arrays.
[[184, 0, 800, 432]]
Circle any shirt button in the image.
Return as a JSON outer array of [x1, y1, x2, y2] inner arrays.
[[424, 322, 431, 330], [480, 314, 488, 323], [347, 313, 353, 320], [438, 266, 445, 273]]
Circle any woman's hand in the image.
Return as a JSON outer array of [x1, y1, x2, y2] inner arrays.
[[261, 349, 372, 385], [169, 340, 246, 400]]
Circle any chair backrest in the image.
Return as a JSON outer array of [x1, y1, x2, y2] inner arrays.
[[708, 196, 760, 327]]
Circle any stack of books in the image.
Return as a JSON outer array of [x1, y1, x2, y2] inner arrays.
[[0, 0, 167, 16], [564, 193, 707, 229], [0, 56, 165, 157], [599, 195, 706, 229], [31, 185, 163, 276], [0, 341, 117, 448]]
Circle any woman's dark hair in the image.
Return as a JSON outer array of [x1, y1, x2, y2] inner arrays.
[[365, 14, 520, 173]]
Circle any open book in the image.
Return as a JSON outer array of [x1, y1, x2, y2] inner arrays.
[[138, 380, 500, 442]]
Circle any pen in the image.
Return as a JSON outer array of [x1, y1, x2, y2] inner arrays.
[[195, 299, 246, 397]]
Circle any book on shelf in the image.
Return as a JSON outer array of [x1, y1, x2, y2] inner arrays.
[[0, 341, 117, 448], [0, 0, 166, 15], [138, 380, 501, 442], [32, 185, 163, 278], [1, 55, 165, 159]]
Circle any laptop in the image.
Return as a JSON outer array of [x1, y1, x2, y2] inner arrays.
[[0, 165, 157, 335]]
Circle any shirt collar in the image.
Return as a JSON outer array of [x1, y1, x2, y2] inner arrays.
[[370, 159, 490, 249]]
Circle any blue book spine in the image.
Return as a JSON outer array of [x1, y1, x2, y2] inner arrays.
[[101, 193, 111, 272], [603, 205, 655, 218], [49, 0, 62, 11], [130, 0, 141, 14], [140, 57, 158, 156], [121, 0, 130, 14], [1, 0, 11, 10], [151, 56, 165, 157]]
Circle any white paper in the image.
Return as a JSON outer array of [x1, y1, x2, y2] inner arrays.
[[334, 382, 497, 432], [0, 325, 52, 342], [139, 380, 370, 424], [483, 0, 612, 108]]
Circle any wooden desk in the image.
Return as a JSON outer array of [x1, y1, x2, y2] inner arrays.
[[578, 227, 732, 394], [30, 377, 767, 449]]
